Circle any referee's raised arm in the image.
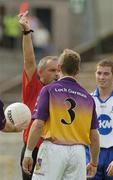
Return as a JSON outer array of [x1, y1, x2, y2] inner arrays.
[[18, 11, 36, 81]]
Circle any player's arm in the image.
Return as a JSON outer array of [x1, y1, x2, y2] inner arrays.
[[87, 129, 100, 178], [22, 119, 44, 175], [87, 98, 100, 177], [0, 100, 17, 132], [89, 129, 100, 165], [2, 121, 27, 132], [26, 119, 44, 151], [22, 86, 49, 174], [106, 161, 113, 176], [19, 11, 36, 81], [2, 122, 16, 132]]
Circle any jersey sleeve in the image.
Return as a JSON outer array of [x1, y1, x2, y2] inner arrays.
[[32, 87, 49, 121], [0, 100, 6, 130]]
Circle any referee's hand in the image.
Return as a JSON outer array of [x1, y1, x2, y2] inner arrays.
[[18, 11, 30, 31]]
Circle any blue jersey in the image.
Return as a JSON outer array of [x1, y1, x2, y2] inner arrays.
[[0, 100, 6, 130], [92, 88, 113, 148]]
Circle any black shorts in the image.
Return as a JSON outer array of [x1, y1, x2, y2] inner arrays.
[[20, 144, 39, 180]]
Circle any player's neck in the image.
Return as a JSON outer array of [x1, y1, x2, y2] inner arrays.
[[99, 87, 113, 100], [60, 73, 76, 80], [60, 75, 76, 80]]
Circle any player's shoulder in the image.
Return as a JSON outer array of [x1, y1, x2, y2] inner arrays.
[[91, 90, 97, 97], [44, 81, 58, 89], [77, 85, 96, 106], [77, 82, 93, 99], [41, 81, 61, 93]]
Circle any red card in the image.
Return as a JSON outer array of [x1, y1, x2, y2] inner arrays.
[[19, 2, 28, 14]]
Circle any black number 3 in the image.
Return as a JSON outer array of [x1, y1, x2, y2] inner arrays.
[[61, 98, 76, 125]]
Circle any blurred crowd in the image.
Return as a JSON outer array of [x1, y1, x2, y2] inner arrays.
[[0, 5, 52, 61]]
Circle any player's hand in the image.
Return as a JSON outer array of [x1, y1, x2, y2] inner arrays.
[[106, 161, 113, 176], [87, 162, 97, 178], [18, 11, 30, 31], [15, 121, 29, 132], [22, 156, 33, 175]]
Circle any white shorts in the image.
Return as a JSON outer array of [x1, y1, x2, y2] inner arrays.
[[32, 141, 86, 180]]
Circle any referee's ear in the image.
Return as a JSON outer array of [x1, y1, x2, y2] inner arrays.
[[58, 64, 61, 72]]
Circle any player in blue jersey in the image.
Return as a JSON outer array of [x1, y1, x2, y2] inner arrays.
[[22, 49, 100, 180], [0, 99, 27, 132], [87, 59, 113, 179]]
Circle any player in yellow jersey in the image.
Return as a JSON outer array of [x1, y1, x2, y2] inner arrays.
[[22, 49, 100, 180]]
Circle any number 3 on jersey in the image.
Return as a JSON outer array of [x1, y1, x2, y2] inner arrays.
[[61, 98, 76, 125]]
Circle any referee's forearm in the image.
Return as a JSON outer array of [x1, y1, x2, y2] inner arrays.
[[23, 34, 35, 63]]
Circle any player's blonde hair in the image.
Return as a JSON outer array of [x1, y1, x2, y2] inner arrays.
[[58, 49, 81, 76]]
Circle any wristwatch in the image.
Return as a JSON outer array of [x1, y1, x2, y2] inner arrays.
[[23, 29, 34, 35]]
